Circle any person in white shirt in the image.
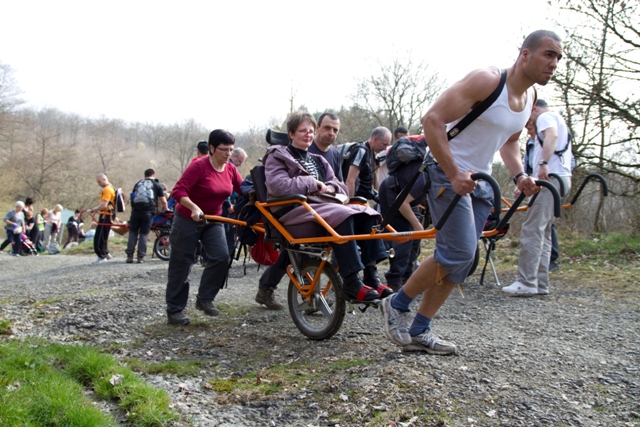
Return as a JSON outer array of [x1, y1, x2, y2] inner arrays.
[[503, 99, 572, 296]]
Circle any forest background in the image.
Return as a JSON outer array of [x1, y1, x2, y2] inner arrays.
[[0, 0, 637, 236]]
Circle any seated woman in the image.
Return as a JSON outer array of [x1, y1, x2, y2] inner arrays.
[[165, 129, 243, 326], [262, 111, 390, 303]]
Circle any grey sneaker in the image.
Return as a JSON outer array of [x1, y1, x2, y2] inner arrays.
[[255, 289, 284, 310], [381, 296, 412, 346], [106, 253, 113, 260], [195, 299, 219, 316], [167, 311, 190, 326], [403, 330, 457, 355]]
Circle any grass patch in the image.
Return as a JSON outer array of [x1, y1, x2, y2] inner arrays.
[[563, 232, 640, 262], [0, 320, 12, 335], [126, 358, 210, 377], [63, 236, 129, 256], [0, 338, 180, 426], [209, 357, 373, 405]]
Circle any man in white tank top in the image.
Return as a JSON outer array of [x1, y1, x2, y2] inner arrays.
[[503, 100, 572, 296], [381, 30, 563, 355]]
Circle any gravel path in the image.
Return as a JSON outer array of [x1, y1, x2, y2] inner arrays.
[[1, 251, 639, 427]]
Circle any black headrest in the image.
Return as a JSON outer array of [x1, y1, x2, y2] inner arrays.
[[265, 129, 290, 146]]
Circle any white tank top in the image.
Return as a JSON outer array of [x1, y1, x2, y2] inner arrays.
[[447, 79, 534, 174]]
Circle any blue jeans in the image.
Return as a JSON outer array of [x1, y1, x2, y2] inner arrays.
[[165, 210, 229, 314], [126, 209, 153, 259]]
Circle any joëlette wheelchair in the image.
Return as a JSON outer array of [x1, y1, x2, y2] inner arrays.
[[202, 129, 566, 340]]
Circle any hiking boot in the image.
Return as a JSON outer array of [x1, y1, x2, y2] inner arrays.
[[167, 311, 190, 326], [137, 257, 145, 264], [502, 281, 538, 297], [363, 265, 393, 298], [126, 257, 134, 264], [549, 261, 560, 272], [342, 273, 378, 302], [381, 295, 412, 346], [195, 299, 219, 316], [402, 330, 457, 355], [255, 289, 284, 310]]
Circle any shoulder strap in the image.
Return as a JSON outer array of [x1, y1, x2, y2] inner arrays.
[[446, 69, 507, 141]]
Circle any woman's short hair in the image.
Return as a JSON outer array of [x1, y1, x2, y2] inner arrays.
[[41, 208, 49, 216], [286, 111, 317, 136], [208, 129, 235, 149], [54, 204, 63, 212], [15, 201, 25, 208], [25, 197, 34, 206]]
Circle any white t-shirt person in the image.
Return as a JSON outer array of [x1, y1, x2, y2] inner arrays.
[[533, 111, 572, 178]]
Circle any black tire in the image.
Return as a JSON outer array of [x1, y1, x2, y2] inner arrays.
[[287, 258, 346, 340], [467, 244, 480, 277], [154, 231, 171, 261]]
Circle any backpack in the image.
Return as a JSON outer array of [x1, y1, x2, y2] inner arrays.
[[336, 142, 366, 182], [385, 136, 428, 176], [131, 179, 156, 210], [235, 189, 261, 248], [115, 188, 126, 213]]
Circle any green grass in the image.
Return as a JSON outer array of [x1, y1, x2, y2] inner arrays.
[[125, 358, 211, 377], [562, 232, 640, 261], [209, 357, 373, 405], [0, 320, 12, 335], [63, 236, 129, 255], [0, 338, 180, 426]]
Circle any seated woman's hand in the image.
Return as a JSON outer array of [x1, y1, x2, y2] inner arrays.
[[316, 180, 329, 193]]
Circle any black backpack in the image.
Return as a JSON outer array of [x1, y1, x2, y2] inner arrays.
[[131, 179, 156, 210], [336, 142, 366, 181], [235, 184, 261, 248], [385, 136, 428, 176]]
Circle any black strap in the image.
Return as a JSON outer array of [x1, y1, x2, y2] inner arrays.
[[378, 70, 507, 231], [446, 69, 507, 140]]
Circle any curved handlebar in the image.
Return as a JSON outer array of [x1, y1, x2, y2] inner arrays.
[[434, 172, 502, 230], [569, 173, 608, 205], [548, 173, 566, 197], [493, 179, 562, 233]]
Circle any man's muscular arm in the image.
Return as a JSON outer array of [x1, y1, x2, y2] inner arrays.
[[500, 132, 539, 197], [422, 67, 501, 196]]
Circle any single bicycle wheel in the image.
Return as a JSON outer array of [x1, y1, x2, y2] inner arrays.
[[154, 230, 171, 261], [288, 258, 346, 340]]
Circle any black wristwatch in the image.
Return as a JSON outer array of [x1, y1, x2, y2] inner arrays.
[[539, 160, 548, 165], [513, 172, 527, 185]]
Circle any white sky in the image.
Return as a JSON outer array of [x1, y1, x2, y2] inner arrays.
[[1, 0, 559, 133]]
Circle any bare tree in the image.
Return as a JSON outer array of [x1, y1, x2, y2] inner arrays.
[[163, 119, 208, 174], [353, 54, 445, 134], [551, 0, 640, 231], [143, 122, 171, 152]]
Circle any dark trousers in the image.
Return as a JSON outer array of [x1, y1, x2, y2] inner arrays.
[[165, 210, 230, 314], [550, 223, 559, 263], [30, 228, 41, 251], [126, 209, 153, 259], [9, 232, 22, 254], [259, 250, 291, 291], [379, 182, 421, 286], [93, 214, 112, 258]]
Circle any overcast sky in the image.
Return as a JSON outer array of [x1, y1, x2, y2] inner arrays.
[[1, 0, 559, 133]]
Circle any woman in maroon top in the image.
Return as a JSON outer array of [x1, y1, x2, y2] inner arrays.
[[165, 129, 243, 326]]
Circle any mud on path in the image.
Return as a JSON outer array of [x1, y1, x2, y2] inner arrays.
[[1, 252, 639, 426]]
